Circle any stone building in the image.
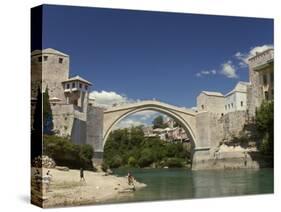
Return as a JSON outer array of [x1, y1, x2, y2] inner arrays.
[[196, 91, 225, 115], [247, 48, 274, 117], [31, 48, 97, 145], [224, 81, 250, 113]]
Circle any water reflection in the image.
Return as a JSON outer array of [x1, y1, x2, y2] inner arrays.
[[109, 168, 273, 203]]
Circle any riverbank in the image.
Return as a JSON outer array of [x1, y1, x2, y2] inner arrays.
[[31, 167, 146, 208]]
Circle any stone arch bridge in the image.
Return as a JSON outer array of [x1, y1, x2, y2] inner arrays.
[[87, 100, 215, 170]]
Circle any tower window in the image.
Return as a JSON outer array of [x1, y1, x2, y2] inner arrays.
[[241, 101, 243, 107], [79, 83, 82, 89], [38, 56, 42, 62], [59, 58, 63, 64], [43, 56, 48, 61], [225, 105, 227, 110], [270, 73, 274, 84], [263, 74, 267, 85], [66, 84, 70, 89], [72, 82, 75, 88], [231, 103, 233, 108], [85, 85, 88, 90], [201, 105, 204, 110], [264, 91, 269, 100]]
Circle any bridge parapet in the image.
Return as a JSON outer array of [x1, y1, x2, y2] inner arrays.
[[104, 100, 196, 116]]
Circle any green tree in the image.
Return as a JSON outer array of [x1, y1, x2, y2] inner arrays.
[[43, 87, 54, 134], [128, 156, 137, 167], [256, 101, 274, 156], [43, 135, 94, 169], [103, 126, 191, 168], [152, 115, 168, 129], [33, 87, 42, 131]]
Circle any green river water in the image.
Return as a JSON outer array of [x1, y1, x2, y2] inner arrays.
[[105, 168, 273, 204]]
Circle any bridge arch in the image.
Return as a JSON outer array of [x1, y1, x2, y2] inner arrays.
[[103, 101, 197, 149]]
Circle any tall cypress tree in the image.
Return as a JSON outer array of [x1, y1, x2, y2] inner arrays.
[[43, 87, 54, 134], [33, 87, 42, 131], [31, 86, 43, 160]]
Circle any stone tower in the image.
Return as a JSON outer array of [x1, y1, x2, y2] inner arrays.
[[31, 48, 69, 102], [247, 48, 274, 117]]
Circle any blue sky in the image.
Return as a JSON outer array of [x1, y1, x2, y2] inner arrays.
[[40, 5, 273, 128]]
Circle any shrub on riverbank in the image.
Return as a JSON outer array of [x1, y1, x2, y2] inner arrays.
[[43, 135, 94, 170], [165, 158, 185, 168]]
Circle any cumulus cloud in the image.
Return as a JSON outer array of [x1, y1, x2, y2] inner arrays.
[[195, 69, 217, 77], [113, 119, 145, 130], [89, 90, 130, 108], [234, 44, 273, 67], [220, 61, 238, 78], [134, 110, 159, 121]]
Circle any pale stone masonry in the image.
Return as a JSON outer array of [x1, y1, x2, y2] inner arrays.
[[31, 48, 96, 144], [196, 91, 225, 115], [247, 48, 274, 117]]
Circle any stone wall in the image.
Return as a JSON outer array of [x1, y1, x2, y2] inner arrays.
[[51, 104, 75, 136], [193, 110, 255, 170], [86, 106, 104, 157], [197, 93, 225, 115], [220, 111, 247, 142]]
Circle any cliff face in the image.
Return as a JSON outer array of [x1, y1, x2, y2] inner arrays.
[[193, 111, 267, 170]]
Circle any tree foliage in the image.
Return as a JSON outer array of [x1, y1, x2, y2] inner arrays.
[[43, 135, 94, 170], [152, 115, 168, 129], [43, 87, 54, 134], [104, 126, 191, 168], [256, 101, 274, 156]]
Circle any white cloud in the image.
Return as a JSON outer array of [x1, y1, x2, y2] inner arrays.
[[220, 61, 238, 78], [195, 69, 217, 77], [195, 73, 201, 77], [113, 119, 145, 130], [133, 110, 159, 121], [89, 90, 130, 108], [234, 44, 273, 67], [211, 69, 216, 74]]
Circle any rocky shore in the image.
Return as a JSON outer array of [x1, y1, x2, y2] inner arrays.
[[31, 167, 146, 208]]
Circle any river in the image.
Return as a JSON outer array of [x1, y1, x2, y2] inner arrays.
[[105, 168, 273, 204]]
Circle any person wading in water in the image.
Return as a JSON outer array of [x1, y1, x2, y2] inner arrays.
[[127, 172, 135, 191]]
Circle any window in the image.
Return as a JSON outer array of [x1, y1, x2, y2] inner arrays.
[[43, 56, 48, 61], [228, 104, 230, 109], [66, 84, 70, 89], [201, 105, 204, 110], [241, 101, 243, 107], [231, 103, 233, 108], [85, 85, 88, 90], [38, 56, 42, 62], [72, 82, 75, 88], [79, 83, 82, 89], [59, 58, 63, 64], [264, 91, 269, 100], [225, 105, 227, 110], [263, 74, 267, 85], [270, 72, 274, 84]]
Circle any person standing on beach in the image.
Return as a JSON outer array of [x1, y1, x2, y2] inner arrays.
[[80, 168, 86, 182]]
